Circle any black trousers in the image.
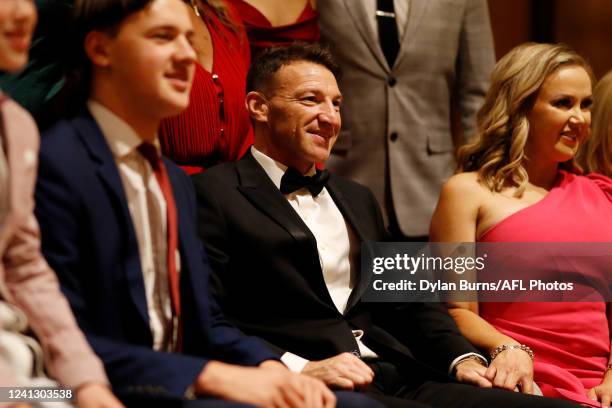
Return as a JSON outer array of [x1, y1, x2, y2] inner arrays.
[[364, 361, 580, 408]]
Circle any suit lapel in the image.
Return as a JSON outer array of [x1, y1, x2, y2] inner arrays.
[[75, 114, 149, 326], [236, 153, 339, 312], [165, 159, 197, 316], [236, 153, 316, 246], [394, 0, 429, 69], [326, 177, 375, 311], [326, 177, 367, 242], [343, 0, 390, 72]]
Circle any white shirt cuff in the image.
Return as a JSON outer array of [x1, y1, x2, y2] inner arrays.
[[448, 352, 488, 375], [281, 352, 310, 372]]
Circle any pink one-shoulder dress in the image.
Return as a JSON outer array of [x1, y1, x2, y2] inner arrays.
[[479, 171, 612, 406]]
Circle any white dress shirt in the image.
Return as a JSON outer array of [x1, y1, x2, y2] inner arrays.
[[251, 147, 379, 372], [88, 100, 178, 351]]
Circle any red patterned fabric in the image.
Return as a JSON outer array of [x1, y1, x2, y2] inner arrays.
[[159, 3, 252, 175], [228, 0, 319, 56], [480, 171, 612, 406]]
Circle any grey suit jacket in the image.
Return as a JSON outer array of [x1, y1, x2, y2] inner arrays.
[[0, 93, 108, 391], [319, 0, 495, 235]]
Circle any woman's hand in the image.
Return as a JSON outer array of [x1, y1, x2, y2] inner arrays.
[[485, 347, 534, 393], [587, 372, 612, 408]]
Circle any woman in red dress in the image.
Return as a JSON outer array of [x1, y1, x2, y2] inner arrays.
[[430, 43, 612, 406], [160, 0, 252, 174], [226, 0, 319, 56]]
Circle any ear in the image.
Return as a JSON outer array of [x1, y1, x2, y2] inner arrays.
[[84, 30, 113, 68], [245, 91, 270, 124]]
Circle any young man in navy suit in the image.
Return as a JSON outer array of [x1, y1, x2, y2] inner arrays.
[[33, 1, 380, 407]]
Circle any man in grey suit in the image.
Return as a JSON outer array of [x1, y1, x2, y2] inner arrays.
[[318, 0, 495, 239]]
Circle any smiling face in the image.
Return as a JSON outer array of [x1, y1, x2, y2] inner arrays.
[[525, 65, 593, 166], [91, 0, 196, 120], [257, 61, 342, 173], [0, 0, 36, 72]]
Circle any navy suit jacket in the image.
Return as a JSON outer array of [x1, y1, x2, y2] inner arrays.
[[34, 113, 275, 398]]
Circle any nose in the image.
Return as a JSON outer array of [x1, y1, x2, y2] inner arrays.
[[13, 0, 37, 23], [570, 104, 590, 124], [318, 99, 341, 130], [175, 35, 197, 65]]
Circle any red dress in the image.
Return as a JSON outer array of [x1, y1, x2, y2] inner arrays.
[[228, 0, 320, 56], [479, 171, 612, 406], [159, 3, 252, 175]]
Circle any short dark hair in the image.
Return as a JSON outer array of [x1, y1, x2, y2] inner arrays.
[[58, 0, 154, 116], [74, 0, 153, 35], [246, 43, 340, 94]]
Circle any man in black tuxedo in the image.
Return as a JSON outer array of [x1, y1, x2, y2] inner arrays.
[[192, 44, 576, 408]]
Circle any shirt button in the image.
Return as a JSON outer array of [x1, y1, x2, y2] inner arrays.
[[390, 132, 398, 142], [388, 77, 397, 87]]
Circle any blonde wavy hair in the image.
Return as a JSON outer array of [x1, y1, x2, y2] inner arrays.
[[578, 70, 612, 176], [457, 43, 594, 195]]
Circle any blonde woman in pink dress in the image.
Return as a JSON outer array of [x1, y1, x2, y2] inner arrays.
[[430, 43, 612, 407]]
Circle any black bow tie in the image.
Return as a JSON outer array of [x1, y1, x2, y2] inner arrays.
[[280, 168, 330, 197]]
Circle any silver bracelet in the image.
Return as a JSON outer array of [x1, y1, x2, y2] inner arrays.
[[490, 344, 534, 361]]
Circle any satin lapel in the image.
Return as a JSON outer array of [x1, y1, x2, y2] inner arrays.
[[326, 177, 374, 311], [326, 177, 367, 242], [236, 154, 339, 311], [394, 0, 429, 69], [343, 0, 390, 72], [236, 154, 315, 246], [74, 115, 149, 326]]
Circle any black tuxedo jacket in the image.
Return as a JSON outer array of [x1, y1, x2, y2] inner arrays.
[[192, 152, 478, 378]]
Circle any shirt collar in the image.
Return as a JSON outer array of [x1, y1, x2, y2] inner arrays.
[[88, 99, 160, 159], [251, 146, 316, 191]]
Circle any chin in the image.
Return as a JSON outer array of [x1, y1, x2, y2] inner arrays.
[[1, 56, 27, 73], [156, 103, 187, 120], [311, 153, 330, 164]]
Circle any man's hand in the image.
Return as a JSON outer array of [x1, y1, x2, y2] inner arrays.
[[587, 372, 612, 408], [454, 358, 492, 388], [195, 360, 335, 408], [484, 348, 533, 393], [301, 352, 374, 390], [75, 383, 125, 408]]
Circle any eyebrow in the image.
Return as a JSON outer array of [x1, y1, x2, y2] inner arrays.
[[550, 93, 593, 99], [295, 88, 343, 99], [146, 24, 193, 34]]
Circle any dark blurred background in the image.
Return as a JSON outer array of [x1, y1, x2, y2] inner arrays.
[[488, 0, 612, 79]]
